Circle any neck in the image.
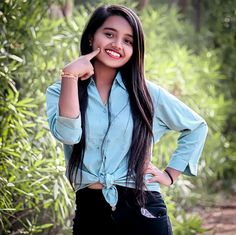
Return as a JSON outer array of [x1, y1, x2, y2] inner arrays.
[[93, 61, 117, 88], [92, 61, 118, 104]]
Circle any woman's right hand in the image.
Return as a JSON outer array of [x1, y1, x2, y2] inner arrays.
[[62, 48, 100, 80]]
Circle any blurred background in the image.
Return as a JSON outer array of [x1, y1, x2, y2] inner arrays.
[[0, 0, 235, 234]]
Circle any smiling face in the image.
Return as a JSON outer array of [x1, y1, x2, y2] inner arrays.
[[91, 15, 134, 70]]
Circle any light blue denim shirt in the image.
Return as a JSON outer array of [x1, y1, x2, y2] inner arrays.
[[46, 72, 208, 207]]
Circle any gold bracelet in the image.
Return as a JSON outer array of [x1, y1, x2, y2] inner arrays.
[[61, 76, 78, 82], [60, 71, 79, 79]]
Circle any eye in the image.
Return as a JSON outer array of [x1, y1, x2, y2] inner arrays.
[[124, 38, 133, 46], [104, 32, 113, 38]]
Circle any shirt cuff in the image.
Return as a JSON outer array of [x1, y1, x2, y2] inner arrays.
[[57, 115, 81, 129], [55, 115, 82, 145], [167, 157, 198, 176]]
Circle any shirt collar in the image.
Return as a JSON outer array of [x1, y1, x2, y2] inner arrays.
[[88, 71, 127, 91], [114, 71, 126, 90]]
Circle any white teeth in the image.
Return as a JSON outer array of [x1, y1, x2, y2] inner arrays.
[[106, 49, 121, 58]]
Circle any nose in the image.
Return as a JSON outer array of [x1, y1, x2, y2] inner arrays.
[[111, 39, 122, 50]]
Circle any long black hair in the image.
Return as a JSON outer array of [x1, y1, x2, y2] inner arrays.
[[67, 4, 154, 206]]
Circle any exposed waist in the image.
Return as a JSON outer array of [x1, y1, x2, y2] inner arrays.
[[72, 173, 161, 193], [88, 182, 103, 189]]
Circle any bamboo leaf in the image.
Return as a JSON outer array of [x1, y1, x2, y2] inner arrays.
[[8, 54, 24, 63]]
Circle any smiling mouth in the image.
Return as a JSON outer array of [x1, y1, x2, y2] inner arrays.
[[105, 49, 121, 59]]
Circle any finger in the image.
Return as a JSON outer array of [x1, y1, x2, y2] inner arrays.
[[144, 160, 151, 169], [145, 168, 156, 176], [80, 74, 90, 80], [80, 71, 94, 80], [85, 48, 100, 60], [147, 176, 158, 183]]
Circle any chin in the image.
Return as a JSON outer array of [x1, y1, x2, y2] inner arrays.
[[102, 60, 126, 69]]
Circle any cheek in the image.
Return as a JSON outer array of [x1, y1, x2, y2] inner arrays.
[[126, 48, 133, 60], [92, 35, 105, 48], [95, 52, 104, 62]]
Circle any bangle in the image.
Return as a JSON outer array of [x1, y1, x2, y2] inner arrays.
[[164, 169, 174, 185], [61, 76, 78, 82], [60, 71, 79, 79]]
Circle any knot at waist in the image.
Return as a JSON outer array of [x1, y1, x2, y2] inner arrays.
[[99, 173, 118, 207], [99, 173, 114, 189]]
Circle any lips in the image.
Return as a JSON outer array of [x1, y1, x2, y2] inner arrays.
[[105, 49, 122, 59]]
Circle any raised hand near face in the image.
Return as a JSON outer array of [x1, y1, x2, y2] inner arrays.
[[62, 48, 100, 80]]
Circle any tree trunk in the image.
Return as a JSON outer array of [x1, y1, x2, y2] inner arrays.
[[137, 0, 149, 10], [193, 0, 201, 32]]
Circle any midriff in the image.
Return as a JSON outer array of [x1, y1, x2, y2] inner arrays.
[[88, 182, 103, 189]]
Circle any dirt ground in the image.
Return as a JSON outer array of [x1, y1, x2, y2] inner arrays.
[[199, 206, 236, 234], [197, 194, 236, 235]]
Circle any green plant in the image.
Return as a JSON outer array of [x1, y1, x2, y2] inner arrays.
[[1, 0, 234, 234]]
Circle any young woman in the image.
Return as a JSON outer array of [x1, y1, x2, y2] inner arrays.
[[46, 4, 208, 235]]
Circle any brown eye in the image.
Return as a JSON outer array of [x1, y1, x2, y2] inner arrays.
[[105, 32, 113, 38], [124, 38, 133, 46]]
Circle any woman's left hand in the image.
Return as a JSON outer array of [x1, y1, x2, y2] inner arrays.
[[145, 162, 173, 186]]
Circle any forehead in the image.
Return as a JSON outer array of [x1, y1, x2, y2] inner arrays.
[[99, 15, 133, 35]]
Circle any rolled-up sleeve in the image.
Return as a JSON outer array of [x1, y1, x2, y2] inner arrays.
[[150, 82, 208, 176], [46, 81, 82, 145]]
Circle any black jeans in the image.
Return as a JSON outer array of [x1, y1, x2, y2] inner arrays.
[[73, 185, 173, 235]]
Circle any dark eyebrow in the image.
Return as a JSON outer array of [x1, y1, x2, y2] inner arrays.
[[103, 27, 133, 38]]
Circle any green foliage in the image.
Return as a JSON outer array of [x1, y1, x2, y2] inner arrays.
[[0, 0, 74, 234], [0, 0, 235, 234], [173, 212, 209, 235], [201, 0, 236, 182]]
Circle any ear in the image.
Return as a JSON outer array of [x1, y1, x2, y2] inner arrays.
[[89, 36, 93, 47]]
